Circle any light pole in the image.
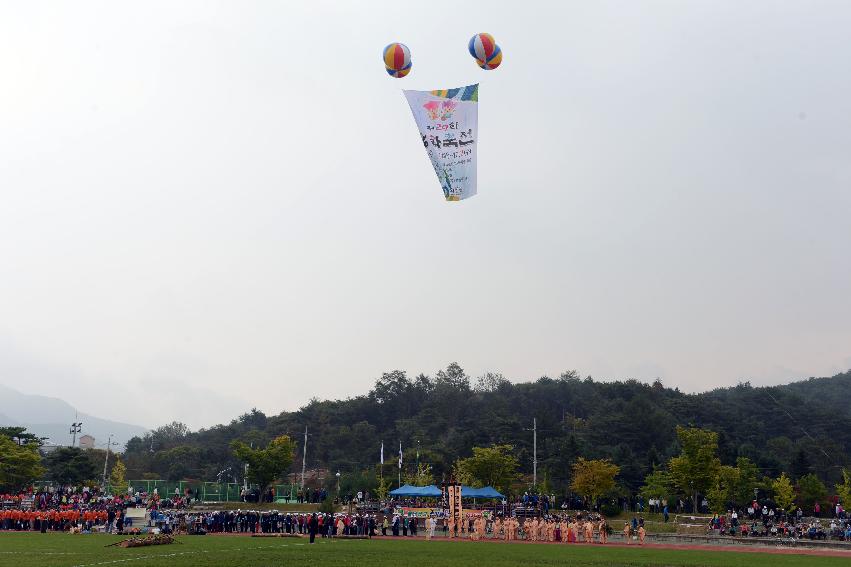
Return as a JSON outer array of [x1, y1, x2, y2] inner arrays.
[[69, 422, 82, 447], [524, 418, 537, 488], [301, 426, 310, 489], [336, 471, 341, 499], [101, 434, 118, 491]]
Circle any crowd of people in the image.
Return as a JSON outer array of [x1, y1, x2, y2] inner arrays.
[[0, 484, 185, 534], [2, 484, 849, 546], [441, 512, 622, 544], [1, 485, 135, 532], [145, 508, 622, 545], [235, 486, 330, 504], [151, 509, 375, 538], [706, 501, 851, 541]]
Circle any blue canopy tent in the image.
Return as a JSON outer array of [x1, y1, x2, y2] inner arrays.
[[389, 484, 442, 497], [389, 484, 418, 497], [461, 486, 504, 499], [389, 485, 502, 498]]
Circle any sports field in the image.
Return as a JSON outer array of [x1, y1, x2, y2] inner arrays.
[[1, 534, 848, 567]]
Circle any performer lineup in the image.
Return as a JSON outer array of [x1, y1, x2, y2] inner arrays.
[[418, 513, 645, 544]]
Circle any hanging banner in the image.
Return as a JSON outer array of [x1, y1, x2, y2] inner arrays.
[[447, 484, 463, 527], [394, 507, 440, 518], [403, 84, 478, 201]]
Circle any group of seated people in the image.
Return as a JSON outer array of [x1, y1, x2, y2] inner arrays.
[[706, 503, 850, 541]]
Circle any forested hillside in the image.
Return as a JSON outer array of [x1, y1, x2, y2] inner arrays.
[[122, 365, 851, 494]]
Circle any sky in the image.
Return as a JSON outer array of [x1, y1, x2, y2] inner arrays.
[[1, 1, 850, 430]]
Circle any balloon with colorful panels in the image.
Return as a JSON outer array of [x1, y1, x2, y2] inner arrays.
[[476, 45, 502, 70], [468, 33, 497, 61], [385, 62, 412, 78], [468, 32, 502, 70], [383, 42, 412, 78]]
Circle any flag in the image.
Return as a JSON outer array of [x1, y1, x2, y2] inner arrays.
[[398, 442, 403, 469], [380, 442, 384, 465], [403, 84, 479, 201]]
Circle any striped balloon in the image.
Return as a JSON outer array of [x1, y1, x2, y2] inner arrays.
[[383, 43, 411, 71], [468, 33, 497, 62], [385, 62, 411, 78], [476, 45, 502, 70]]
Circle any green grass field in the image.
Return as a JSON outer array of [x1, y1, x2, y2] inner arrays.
[[0, 533, 846, 567]]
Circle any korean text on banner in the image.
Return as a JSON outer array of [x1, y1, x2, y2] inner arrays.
[[403, 84, 479, 201]]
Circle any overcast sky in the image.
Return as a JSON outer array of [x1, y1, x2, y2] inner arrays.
[[1, 1, 850, 430]]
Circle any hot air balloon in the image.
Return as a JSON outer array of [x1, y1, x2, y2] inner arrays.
[[383, 42, 411, 71], [476, 45, 502, 70], [468, 33, 497, 62], [386, 62, 412, 78]]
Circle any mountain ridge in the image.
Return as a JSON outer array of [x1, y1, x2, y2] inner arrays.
[[119, 367, 851, 489], [0, 383, 148, 449]]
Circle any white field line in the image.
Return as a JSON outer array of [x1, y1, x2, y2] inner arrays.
[[68, 543, 302, 567]]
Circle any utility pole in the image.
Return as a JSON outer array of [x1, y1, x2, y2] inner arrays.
[[523, 418, 538, 488], [69, 414, 82, 447], [301, 426, 308, 488], [101, 434, 117, 489], [244, 442, 252, 490], [533, 418, 537, 488]]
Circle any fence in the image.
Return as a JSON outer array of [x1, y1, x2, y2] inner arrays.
[[126, 481, 298, 502]]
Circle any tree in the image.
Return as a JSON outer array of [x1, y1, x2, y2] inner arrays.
[[149, 422, 190, 451], [796, 473, 827, 513], [370, 370, 412, 405], [153, 445, 202, 480], [231, 435, 295, 496], [235, 408, 267, 429], [646, 445, 661, 470], [733, 457, 760, 507], [0, 427, 44, 447], [44, 447, 99, 485], [772, 473, 796, 512], [0, 436, 45, 492], [836, 469, 851, 509], [706, 465, 739, 514], [109, 458, 128, 495], [403, 463, 433, 486], [668, 427, 721, 512], [454, 445, 519, 493], [570, 458, 620, 508], [435, 362, 470, 390], [789, 448, 811, 480], [474, 372, 510, 393], [374, 474, 391, 501], [339, 469, 378, 499], [639, 468, 673, 503]]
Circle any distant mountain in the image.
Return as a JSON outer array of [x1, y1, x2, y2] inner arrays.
[[0, 384, 148, 449], [778, 372, 851, 417]]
